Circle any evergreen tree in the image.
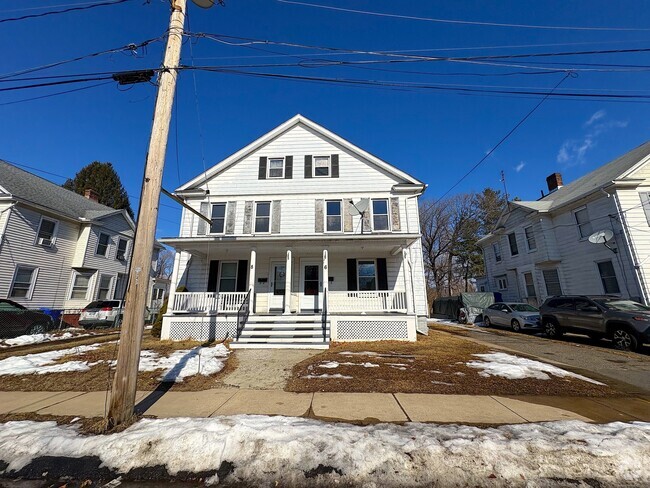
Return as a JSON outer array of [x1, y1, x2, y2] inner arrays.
[[63, 161, 134, 218]]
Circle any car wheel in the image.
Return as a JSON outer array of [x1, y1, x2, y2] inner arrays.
[[484, 316, 491, 327], [544, 319, 563, 339], [28, 323, 47, 335], [612, 327, 639, 352], [511, 319, 522, 332]]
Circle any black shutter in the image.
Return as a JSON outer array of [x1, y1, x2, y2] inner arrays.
[[304, 155, 312, 178], [258, 157, 267, 179], [347, 259, 357, 291], [377, 258, 388, 290], [208, 260, 219, 292], [331, 154, 339, 178], [285, 156, 293, 179], [236, 260, 249, 292]]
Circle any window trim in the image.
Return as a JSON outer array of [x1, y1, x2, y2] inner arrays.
[[496, 274, 508, 291], [357, 258, 378, 291], [217, 261, 239, 293], [115, 238, 129, 261], [209, 202, 227, 235], [69, 270, 95, 301], [325, 199, 343, 233], [371, 198, 391, 232], [524, 225, 537, 252], [493, 242, 502, 262], [253, 201, 272, 234], [573, 206, 593, 240], [34, 216, 59, 248], [95, 232, 111, 258], [508, 232, 519, 256], [267, 157, 285, 179], [596, 259, 621, 295], [96, 274, 114, 300], [312, 155, 331, 178], [9, 265, 39, 300]]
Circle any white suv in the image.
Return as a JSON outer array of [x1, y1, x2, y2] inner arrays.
[[79, 300, 123, 328]]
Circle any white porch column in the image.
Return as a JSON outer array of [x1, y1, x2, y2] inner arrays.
[[322, 249, 329, 310], [166, 251, 182, 313], [403, 249, 414, 314], [248, 248, 257, 294], [284, 249, 292, 315]]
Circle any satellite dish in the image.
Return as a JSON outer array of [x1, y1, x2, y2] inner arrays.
[[348, 198, 369, 216], [191, 0, 215, 8], [588, 229, 614, 244]]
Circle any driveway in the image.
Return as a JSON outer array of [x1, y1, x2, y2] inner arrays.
[[431, 321, 650, 394]]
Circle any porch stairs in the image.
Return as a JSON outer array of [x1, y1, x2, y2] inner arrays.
[[230, 314, 330, 349]]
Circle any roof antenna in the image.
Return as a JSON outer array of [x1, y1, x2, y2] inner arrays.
[[500, 170, 510, 202]]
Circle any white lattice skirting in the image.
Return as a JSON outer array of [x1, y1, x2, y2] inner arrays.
[[164, 317, 237, 341], [330, 315, 416, 341]]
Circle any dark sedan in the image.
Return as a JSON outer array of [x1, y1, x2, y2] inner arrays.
[[0, 299, 53, 338]]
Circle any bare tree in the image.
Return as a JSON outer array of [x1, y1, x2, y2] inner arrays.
[[155, 249, 175, 279]]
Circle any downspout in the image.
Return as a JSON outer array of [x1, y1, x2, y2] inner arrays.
[[613, 192, 649, 304], [0, 203, 15, 249]]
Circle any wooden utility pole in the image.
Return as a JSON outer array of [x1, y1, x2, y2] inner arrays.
[[107, 0, 187, 428]]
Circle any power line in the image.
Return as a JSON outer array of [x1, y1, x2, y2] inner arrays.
[[0, 76, 114, 93], [0, 1, 118, 14], [277, 0, 650, 32], [0, 80, 112, 106], [433, 73, 571, 203], [0, 0, 135, 24]]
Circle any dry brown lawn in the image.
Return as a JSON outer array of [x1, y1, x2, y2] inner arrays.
[[0, 336, 237, 392], [285, 329, 617, 397]]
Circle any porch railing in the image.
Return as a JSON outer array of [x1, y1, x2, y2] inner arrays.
[[236, 290, 251, 339], [172, 292, 248, 313], [328, 291, 408, 313]]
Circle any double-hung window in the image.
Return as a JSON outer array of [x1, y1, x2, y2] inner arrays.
[[357, 260, 377, 291], [326, 200, 342, 232], [313, 156, 330, 177], [10, 266, 38, 299], [372, 199, 390, 231], [493, 242, 502, 262], [96, 233, 111, 257], [508, 232, 519, 256], [267, 157, 284, 178], [219, 262, 238, 292], [254, 202, 271, 233], [116, 238, 128, 261], [524, 226, 537, 251], [36, 218, 57, 247], [496, 275, 508, 290], [97, 274, 113, 300], [523, 272, 536, 298], [597, 260, 620, 294], [543, 269, 562, 296], [70, 270, 94, 300], [210, 203, 226, 234], [574, 207, 593, 239]]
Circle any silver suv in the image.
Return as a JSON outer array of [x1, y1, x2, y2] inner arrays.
[[540, 295, 650, 352]]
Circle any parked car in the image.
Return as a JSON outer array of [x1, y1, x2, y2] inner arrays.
[[79, 300, 123, 329], [540, 295, 650, 352], [482, 302, 541, 332], [0, 299, 53, 338]]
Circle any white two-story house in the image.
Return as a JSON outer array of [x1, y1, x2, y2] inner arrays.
[[478, 141, 650, 306], [0, 160, 137, 319], [160, 115, 429, 348]]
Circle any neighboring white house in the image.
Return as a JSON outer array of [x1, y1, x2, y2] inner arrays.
[[160, 114, 428, 348], [477, 141, 650, 306], [0, 160, 164, 317]]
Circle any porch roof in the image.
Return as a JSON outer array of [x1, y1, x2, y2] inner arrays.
[[159, 233, 421, 254]]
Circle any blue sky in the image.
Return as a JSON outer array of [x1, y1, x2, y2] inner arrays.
[[1, 0, 649, 238]]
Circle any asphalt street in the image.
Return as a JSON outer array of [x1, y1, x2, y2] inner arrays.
[[434, 322, 650, 395]]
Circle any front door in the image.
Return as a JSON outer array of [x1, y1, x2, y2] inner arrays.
[[300, 262, 321, 312], [269, 261, 286, 311]]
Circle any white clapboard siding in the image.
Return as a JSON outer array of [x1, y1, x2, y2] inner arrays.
[[615, 187, 650, 298]]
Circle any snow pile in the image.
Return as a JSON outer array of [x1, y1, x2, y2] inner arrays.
[[467, 352, 605, 385], [0, 418, 648, 486], [0, 343, 105, 376], [0, 329, 90, 348], [136, 344, 230, 383]]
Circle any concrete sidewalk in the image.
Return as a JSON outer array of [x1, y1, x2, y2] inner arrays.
[[1, 389, 649, 424]]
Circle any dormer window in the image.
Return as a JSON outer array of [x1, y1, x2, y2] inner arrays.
[[313, 156, 330, 177], [268, 158, 285, 178]]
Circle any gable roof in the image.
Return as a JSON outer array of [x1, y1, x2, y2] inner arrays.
[[0, 159, 134, 227], [177, 114, 425, 191]]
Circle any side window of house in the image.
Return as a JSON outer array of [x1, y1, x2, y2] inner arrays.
[[543, 269, 562, 296], [116, 238, 128, 261], [496, 275, 508, 290], [70, 270, 94, 299], [313, 156, 330, 177], [95, 233, 111, 257], [254, 202, 271, 233], [267, 157, 285, 178], [10, 266, 38, 299], [574, 207, 593, 239], [597, 260, 620, 294], [326, 200, 342, 232], [357, 260, 377, 290], [524, 226, 536, 251], [493, 242, 502, 262], [36, 218, 58, 247], [523, 272, 536, 298], [508, 232, 519, 256], [210, 203, 227, 234], [371, 199, 390, 231], [97, 275, 113, 300]]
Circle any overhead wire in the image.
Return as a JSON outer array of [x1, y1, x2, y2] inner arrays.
[[0, 0, 135, 24], [0, 80, 113, 106]]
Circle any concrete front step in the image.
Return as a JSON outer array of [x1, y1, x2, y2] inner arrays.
[[242, 327, 327, 336], [236, 335, 328, 343], [230, 342, 329, 349], [245, 315, 323, 324]]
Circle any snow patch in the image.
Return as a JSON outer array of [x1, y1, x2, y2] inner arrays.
[[0, 343, 106, 376], [431, 381, 454, 386], [467, 352, 605, 385], [302, 373, 353, 379], [0, 329, 90, 348], [318, 361, 379, 369]]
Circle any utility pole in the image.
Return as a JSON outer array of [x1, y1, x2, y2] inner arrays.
[[107, 0, 188, 429]]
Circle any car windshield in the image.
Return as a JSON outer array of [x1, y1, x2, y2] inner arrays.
[[510, 304, 538, 312], [592, 299, 650, 312]]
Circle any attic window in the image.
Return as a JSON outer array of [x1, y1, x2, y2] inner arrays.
[[313, 156, 330, 177], [268, 158, 284, 178]]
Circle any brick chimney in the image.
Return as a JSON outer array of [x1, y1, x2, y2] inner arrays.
[[84, 188, 100, 202], [546, 173, 563, 193]]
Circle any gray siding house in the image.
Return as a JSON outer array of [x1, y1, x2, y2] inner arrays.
[[478, 142, 650, 306]]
